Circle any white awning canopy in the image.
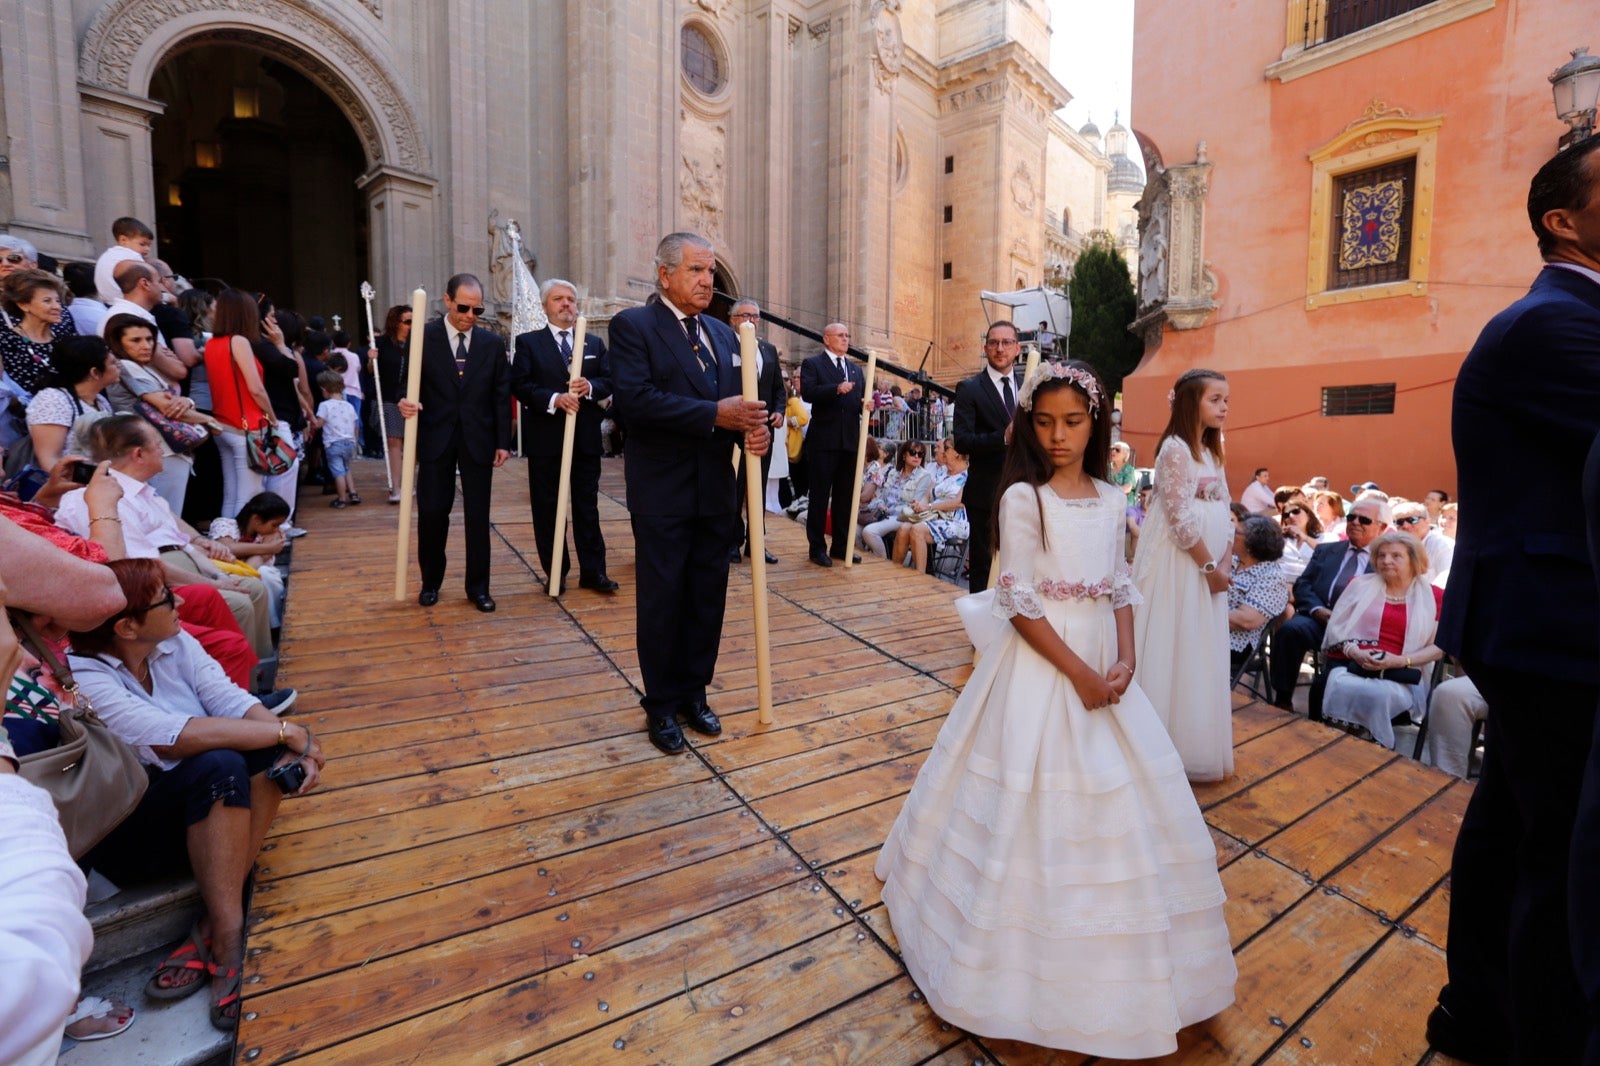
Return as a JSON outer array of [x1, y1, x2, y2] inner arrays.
[[979, 286, 1071, 341]]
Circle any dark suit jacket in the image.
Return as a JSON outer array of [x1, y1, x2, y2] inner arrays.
[[1438, 265, 1600, 685], [1293, 539, 1355, 616], [408, 320, 512, 466], [610, 300, 743, 517], [510, 328, 611, 457], [799, 351, 863, 452], [749, 339, 784, 419], [953, 368, 1014, 515]]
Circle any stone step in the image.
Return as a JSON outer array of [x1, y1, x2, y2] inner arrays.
[[84, 876, 201, 976], [59, 944, 231, 1066]]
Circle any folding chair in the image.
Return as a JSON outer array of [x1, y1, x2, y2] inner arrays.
[[1231, 614, 1282, 705]]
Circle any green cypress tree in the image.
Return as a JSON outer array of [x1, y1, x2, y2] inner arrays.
[[1064, 231, 1143, 395]]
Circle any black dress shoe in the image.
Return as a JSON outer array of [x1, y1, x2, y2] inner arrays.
[[1425, 1000, 1508, 1065], [470, 593, 497, 613], [810, 551, 833, 568], [764, 550, 779, 565], [831, 553, 863, 564], [418, 588, 439, 607], [729, 547, 743, 564], [647, 716, 688, 754], [579, 575, 619, 593], [679, 700, 722, 736]]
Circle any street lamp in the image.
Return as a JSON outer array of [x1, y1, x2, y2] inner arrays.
[[1550, 46, 1600, 146]]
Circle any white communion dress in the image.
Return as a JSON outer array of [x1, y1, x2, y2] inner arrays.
[[1131, 438, 1235, 782], [876, 479, 1237, 1058]]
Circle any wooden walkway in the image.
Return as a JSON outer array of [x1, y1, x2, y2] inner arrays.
[[236, 458, 1471, 1065]]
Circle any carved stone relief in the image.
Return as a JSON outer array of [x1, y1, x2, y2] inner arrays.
[[694, 0, 734, 16], [679, 113, 727, 240], [870, 0, 903, 93], [1131, 141, 1217, 337], [1010, 160, 1037, 216]]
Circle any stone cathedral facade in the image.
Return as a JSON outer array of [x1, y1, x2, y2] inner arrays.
[[5, 0, 1137, 384]]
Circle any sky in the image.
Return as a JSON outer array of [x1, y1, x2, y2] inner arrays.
[[1048, 0, 1136, 136]]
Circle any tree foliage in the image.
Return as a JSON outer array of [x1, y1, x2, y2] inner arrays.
[[1064, 231, 1143, 395]]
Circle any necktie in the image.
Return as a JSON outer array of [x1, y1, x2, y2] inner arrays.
[[684, 315, 716, 388], [454, 333, 468, 377], [558, 330, 572, 361], [1001, 375, 1016, 418], [1331, 547, 1363, 603]]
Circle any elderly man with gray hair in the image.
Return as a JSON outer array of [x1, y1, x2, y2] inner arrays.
[[510, 277, 615, 593]]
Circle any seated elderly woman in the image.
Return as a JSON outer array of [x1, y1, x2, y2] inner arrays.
[[1228, 515, 1289, 672], [860, 440, 934, 557], [1277, 493, 1323, 581], [1321, 531, 1444, 749], [68, 558, 323, 1032], [891, 446, 969, 572], [53, 414, 274, 658]]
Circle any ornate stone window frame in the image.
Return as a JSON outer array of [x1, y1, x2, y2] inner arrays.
[[1267, 0, 1495, 83], [679, 20, 731, 104], [1305, 105, 1442, 310]]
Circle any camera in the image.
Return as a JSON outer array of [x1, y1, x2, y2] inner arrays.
[[69, 460, 98, 485], [267, 756, 308, 794]]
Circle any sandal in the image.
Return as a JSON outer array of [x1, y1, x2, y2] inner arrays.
[[330, 498, 348, 508], [208, 961, 243, 1031], [348, 493, 362, 505], [64, 996, 135, 1041], [144, 923, 211, 1000]]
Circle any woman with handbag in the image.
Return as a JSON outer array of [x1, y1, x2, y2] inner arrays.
[[24, 335, 119, 470], [890, 446, 969, 572], [1321, 531, 1445, 748], [68, 558, 323, 1032], [105, 314, 217, 515], [203, 292, 276, 520]]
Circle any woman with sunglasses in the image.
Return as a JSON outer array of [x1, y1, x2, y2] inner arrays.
[[371, 304, 412, 502], [1277, 494, 1323, 581], [860, 440, 934, 557], [67, 558, 323, 1033]]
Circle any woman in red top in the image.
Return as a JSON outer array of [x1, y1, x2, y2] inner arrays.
[[203, 291, 276, 520], [1321, 531, 1445, 747]]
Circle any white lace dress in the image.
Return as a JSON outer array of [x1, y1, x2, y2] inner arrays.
[[1131, 438, 1234, 782], [876, 480, 1237, 1057]]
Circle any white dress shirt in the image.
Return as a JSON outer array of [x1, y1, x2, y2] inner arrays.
[[56, 468, 189, 557], [546, 323, 586, 415]]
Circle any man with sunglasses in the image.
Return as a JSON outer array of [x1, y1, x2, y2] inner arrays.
[[1268, 496, 1389, 714], [397, 274, 511, 612]]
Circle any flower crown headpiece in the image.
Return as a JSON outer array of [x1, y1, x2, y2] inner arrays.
[[1017, 362, 1103, 417]]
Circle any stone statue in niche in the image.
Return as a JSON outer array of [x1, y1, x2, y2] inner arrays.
[[1136, 177, 1170, 311], [487, 207, 517, 304], [871, 0, 904, 93]]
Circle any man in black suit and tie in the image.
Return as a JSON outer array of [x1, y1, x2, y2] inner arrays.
[[610, 232, 771, 755], [397, 273, 511, 612], [953, 320, 1021, 591], [728, 299, 785, 566], [1426, 137, 1600, 1066], [800, 323, 864, 566], [1267, 495, 1389, 714], [510, 278, 617, 593]]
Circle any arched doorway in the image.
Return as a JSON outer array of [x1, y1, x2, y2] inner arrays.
[[707, 262, 738, 325], [150, 46, 367, 326]]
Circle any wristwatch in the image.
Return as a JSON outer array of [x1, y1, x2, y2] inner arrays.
[[1200, 561, 1217, 574]]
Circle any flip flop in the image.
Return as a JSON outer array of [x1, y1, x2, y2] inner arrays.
[[145, 922, 211, 1000], [208, 961, 243, 1032], [64, 996, 135, 1041]]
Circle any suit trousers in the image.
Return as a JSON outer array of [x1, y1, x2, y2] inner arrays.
[[966, 506, 994, 592], [631, 511, 739, 720], [527, 452, 605, 581], [416, 433, 495, 597], [806, 446, 856, 557], [736, 444, 773, 550], [1270, 613, 1327, 706], [1443, 659, 1597, 1064]]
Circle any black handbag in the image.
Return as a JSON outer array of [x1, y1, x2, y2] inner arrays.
[[1343, 662, 1423, 685]]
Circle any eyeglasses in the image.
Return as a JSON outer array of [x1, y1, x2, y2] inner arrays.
[[729, 312, 759, 320], [1347, 514, 1377, 527], [122, 585, 176, 619], [454, 304, 485, 316], [983, 339, 1019, 348], [1395, 516, 1424, 526], [0, 253, 26, 265]]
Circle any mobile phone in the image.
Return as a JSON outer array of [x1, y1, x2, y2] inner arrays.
[[69, 460, 98, 485]]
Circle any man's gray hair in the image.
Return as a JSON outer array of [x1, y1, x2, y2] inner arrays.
[[0, 235, 38, 261], [653, 232, 713, 282], [1351, 494, 1393, 526], [731, 298, 760, 314], [539, 278, 577, 303]]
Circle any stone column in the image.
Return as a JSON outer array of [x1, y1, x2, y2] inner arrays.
[[359, 166, 439, 308], [77, 85, 165, 258], [0, 0, 96, 258]]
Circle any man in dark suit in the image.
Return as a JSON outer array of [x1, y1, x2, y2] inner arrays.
[[1426, 137, 1600, 1066], [728, 299, 785, 566], [1268, 495, 1389, 714], [397, 273, 511, 612], [953, 319, 1020, 591], [610, 233, 771, 755], [510, 278, 617, 593], [799, 323, 864, 566]]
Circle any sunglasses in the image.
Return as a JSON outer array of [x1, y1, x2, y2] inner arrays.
[[0, 253, 26, 265], [1347, 514, 1377, 527], [1395, 516, 1424, 526], [1283, 507, 1305, 517], [454, 304, 485, 316]]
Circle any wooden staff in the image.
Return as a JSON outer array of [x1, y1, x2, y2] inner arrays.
[[739, 323, 775, 724], [841, 349, 878, 569], [393, 288, 426, 601], [986, 343, 1042, 591], [359, 282, 393, 492], [547, 315, 587, 596]]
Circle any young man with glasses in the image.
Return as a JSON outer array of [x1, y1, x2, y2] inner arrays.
[[952, 319, 1021, 591], [396, 273, 511, 612]]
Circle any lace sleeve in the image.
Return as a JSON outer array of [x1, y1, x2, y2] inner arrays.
[[1154, 438, 1203, 549], [992, 484, 1046, 621], [1112, 557, 1143, 610]]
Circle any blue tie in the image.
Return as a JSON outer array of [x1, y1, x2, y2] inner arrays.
[[685, 315, 716, 389], [558, 330, 572, 361]]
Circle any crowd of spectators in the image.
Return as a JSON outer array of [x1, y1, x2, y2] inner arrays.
[[0, 218, 326, 1054]]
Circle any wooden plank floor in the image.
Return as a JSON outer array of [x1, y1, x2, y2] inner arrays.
[[236, 457, 1472, 1065]]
